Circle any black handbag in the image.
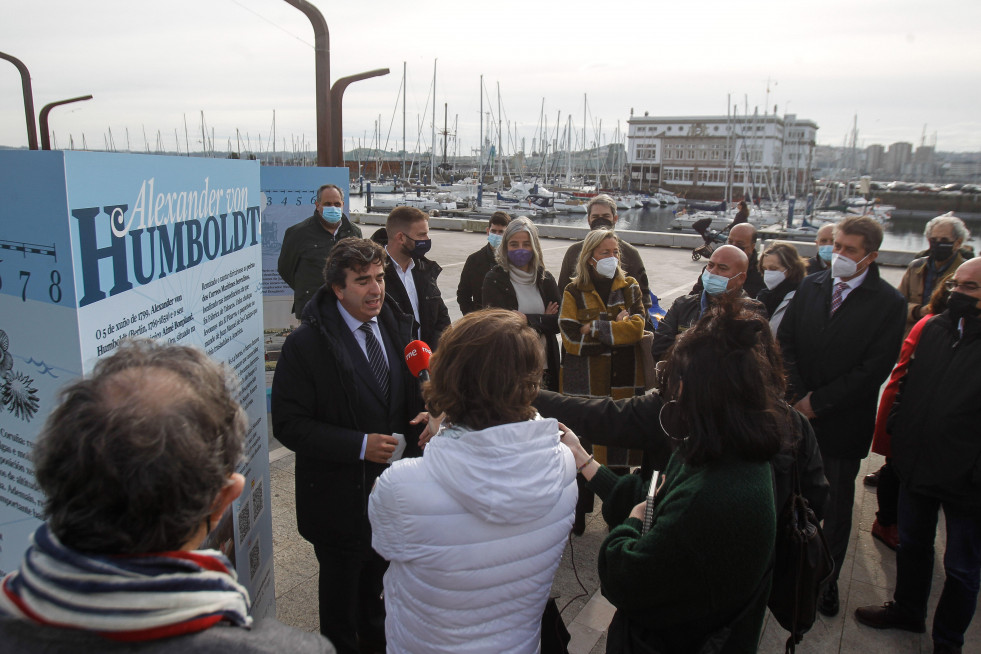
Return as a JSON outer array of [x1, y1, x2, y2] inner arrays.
[[768, 453, 835, 653]]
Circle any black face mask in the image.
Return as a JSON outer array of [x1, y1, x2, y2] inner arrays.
[[947, 291, 981, 322], [929, 240, 955, 262], [402, 235, 432, 259], [589, 218, 615, 230]]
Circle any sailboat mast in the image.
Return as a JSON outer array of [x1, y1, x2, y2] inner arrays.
[[582, 95, 587, 181], [402, 62, 406, 179], [430, 59, 436, 184], [497, 82, 503, 182], [479, 75, 484, 194]]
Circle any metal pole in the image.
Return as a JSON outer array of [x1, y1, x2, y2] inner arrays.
[[0, 51, 39, 150], [39, 95, 94, 149], [283, 0, 330, 167], [330, 68, 389, 168]]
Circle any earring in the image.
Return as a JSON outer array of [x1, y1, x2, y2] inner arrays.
[[658, 399, 689, 442]]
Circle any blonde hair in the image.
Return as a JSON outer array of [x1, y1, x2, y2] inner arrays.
[[572, 229, 622, 289]]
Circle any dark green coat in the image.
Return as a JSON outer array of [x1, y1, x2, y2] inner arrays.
[[589, 452, 775, 653]]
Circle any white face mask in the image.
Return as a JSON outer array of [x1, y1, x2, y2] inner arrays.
[[831, 252, 869, 279], [592, 256, 618, 279], [763, 269, 787, 290]]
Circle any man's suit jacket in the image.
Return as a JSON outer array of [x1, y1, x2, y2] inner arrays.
[[271, 286, 422, 549], [383, 256, 451, 350], [777, 263, 905, 459]]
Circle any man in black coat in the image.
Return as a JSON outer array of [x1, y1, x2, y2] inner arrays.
[[778, 216, 905, 618], [271, 238, 425, 654], [380, 206, 451, 350], [689, 223, 765, 299], [856, 258, 981, 653], [654, 245, 764, 361], [277, 184, 362, 319], [456, 211, 510, 314]]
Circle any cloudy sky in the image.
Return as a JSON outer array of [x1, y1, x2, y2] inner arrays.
[[2, 0, 979, 156]]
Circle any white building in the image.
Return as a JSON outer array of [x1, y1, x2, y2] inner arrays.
[[626, 112, 818, 197]]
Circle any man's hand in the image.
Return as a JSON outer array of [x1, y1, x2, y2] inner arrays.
[[794, 392, 817, 420], [365, 433, 398, 463], [545, 301, 559, 315]]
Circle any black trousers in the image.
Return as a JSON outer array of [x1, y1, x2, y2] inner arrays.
[[875, 457, 900, 527], [314, 543, 387, 654], [821, 455, 862, 584]]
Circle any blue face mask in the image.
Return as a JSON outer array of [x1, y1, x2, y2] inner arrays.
[[488, 233, 503, 249], [321, 206, 343, 224], [702, 269, 739, 296], [818, 244, 833, 262]]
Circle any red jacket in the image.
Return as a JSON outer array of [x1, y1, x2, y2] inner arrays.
[[871, 313, 932, 457]]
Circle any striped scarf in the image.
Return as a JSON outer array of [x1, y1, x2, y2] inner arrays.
[[0, 524, 252, 641]]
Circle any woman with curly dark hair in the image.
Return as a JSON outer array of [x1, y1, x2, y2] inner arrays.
[[559, 301, 786, 653]]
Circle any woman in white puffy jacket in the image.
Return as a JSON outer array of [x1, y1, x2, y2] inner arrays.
[[369, 309, 579, 654]]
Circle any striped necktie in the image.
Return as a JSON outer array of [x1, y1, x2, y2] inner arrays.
[[830, 281, 848, 316], [359, 322, 390, 398]]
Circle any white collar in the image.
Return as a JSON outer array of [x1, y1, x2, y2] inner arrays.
[[337, 301, 377, 333]]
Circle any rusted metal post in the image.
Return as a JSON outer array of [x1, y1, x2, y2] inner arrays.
[[39, 95, 94, 150], [283, 0, 330, 167], [0, 51, 39, 150], [330, 69, 389, 168]]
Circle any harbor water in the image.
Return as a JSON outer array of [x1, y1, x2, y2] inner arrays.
[[348, 196, 979, 254]]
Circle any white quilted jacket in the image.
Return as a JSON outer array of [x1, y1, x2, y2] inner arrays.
[[369, 416, 578, 654]]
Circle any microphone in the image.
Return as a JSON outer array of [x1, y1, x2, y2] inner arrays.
[[403, 340, 432, 382]]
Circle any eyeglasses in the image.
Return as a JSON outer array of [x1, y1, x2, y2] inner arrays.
[[945, 279, 981, 292]]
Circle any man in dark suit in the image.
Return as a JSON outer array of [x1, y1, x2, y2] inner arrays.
[[456, 211, 510, 314], [272, 238, 425, 654], [277, 184, 362, 319], [382, 206, 451, 349], [778, 216, 905, 618]]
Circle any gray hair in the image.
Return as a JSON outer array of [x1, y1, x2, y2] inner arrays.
[[924, 213, 969, 242], [34, 339, 246, 554], [496, 216, 544, 273]]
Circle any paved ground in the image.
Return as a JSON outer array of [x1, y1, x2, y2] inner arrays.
[[268, 225, 979, 652]]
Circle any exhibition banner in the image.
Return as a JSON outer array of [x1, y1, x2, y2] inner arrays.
[[0, 151, 275, 618]]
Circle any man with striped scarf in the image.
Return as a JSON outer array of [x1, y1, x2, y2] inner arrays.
[[0, 340, 332, 653]]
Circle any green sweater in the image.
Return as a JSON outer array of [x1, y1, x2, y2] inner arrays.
[[588, 450, 775, 653]]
